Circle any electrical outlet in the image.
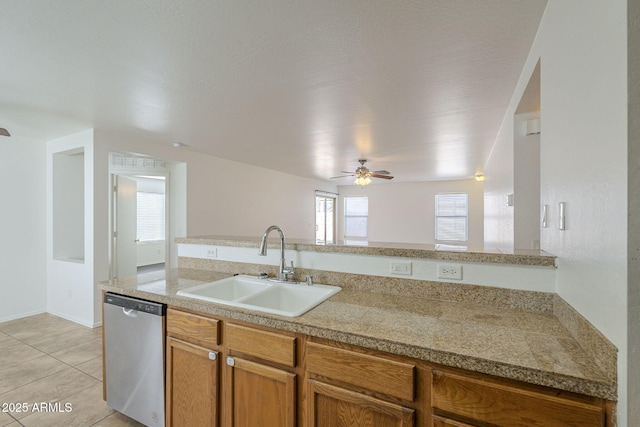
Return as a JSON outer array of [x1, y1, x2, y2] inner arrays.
[[390, 261, 412, 275], [205, 248, 217, 258], [437, 263, 463, 280]]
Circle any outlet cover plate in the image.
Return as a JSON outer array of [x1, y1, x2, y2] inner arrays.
[[205, 248, 218, 258], [437, 263, 463, 280], [390, 261, 412, 275]]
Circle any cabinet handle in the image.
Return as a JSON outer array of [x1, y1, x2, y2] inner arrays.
[[208, 351, 217, 361], [226, 356, 235, 367]]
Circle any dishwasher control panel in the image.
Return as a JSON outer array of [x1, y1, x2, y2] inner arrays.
[[104, 293, 166, 316]]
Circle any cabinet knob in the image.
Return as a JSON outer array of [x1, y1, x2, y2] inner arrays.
[[208, 351, 217, 361], [226, 356, 235, 367]]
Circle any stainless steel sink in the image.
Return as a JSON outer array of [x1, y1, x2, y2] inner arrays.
[[176, 275, 341, 317]]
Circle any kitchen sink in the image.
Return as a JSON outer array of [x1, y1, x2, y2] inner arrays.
[[240, 282, 341, 317], [177, 275, 272, 302], [176, 275, 341, 317]]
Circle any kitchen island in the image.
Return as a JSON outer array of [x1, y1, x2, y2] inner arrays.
[[99, 238, 617, 426]]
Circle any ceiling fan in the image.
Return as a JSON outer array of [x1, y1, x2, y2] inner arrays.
[[330, 159, 394, 186], [0, 128, 10, 137]]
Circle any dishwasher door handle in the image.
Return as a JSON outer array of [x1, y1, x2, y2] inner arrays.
[[122, 307, 138, 317]]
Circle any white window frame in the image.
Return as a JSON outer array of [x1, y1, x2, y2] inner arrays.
[[315, 191, 337, 244], [344, 196, 368, 239], [435, 193, 468, 242]]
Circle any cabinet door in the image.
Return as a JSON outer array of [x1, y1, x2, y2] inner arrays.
[[432, 415, 476, 427], [306, 379, 414, 427], [224, 356, 296, 427], [166, 337, 219, 427]]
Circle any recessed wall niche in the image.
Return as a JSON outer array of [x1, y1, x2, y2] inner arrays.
[[53, 148, 85, 262]]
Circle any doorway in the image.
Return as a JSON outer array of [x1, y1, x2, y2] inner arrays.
[[109, 152, 174, 280], [112, 174, 168, 278]]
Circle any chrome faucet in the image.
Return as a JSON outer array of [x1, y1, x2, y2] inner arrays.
[[259, 225, 294, 281]]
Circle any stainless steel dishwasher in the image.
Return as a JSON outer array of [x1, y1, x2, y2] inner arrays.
[[104, 292, 166, 427]]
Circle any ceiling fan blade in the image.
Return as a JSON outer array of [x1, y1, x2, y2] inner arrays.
[[372, 170, 390, 175], [371, 173, 394, 180], [0, 128, 10, 137], [330, 174, 355, 179]]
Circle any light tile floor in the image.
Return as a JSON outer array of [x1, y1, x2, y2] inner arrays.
[[0, 313, 144, 427]]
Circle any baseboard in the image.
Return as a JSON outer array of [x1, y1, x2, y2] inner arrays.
[[45, 308, 97, 329], [0, 309, 47, 324]]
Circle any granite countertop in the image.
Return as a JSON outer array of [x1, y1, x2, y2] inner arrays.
[[176, 235, 557, 267], [98, 268, 614, 400]]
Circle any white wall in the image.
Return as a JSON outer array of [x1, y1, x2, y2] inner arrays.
[[137, 242, 165, 267], [94, 130, 336, 240], [628, 0, 640, 423], [46, 129, 96, 327], [184, 154, 337, 239], [0, 136, 47, 322], [338, 179, 484, 248], [514, 112, 541, 250], [91, 129, 337, 315], [485, 1, 630, 423], [484, 113, 515, 250], [52, 151, 85, 260], [539, 2, 629, 425]]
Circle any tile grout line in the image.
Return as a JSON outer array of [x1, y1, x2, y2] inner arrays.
[[0, 315, 139, 426], [0, 320, 106, 425]]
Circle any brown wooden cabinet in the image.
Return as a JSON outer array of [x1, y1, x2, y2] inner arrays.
[[163, 307, 613, 427], [432, 415, 476, 427], [166, 337, 219, 427], [306, 379, 414, 427], [223, 322, 298, 427], [431, 370, 607, 427], [224, 355, 296, 426], [305, 341, 415, 427], [166, 309, 222, 427]]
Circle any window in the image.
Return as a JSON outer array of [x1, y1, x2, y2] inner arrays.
[[137, 192, 165, 242], [315, 192, 336, 244], [344, 196, 368, 238], [435, 193, 468, 242]]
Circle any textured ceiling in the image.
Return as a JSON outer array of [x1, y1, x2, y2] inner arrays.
[[0, 0, 547, 183]]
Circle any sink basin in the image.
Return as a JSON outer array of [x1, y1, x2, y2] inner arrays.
[[176, 275, 341, 317], [240, 282, 341, 317], [177, 275, 272, 302]]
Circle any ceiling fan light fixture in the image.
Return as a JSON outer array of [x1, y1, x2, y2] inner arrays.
[[330, 159, 393, 185], [354, 174, 372, 186]]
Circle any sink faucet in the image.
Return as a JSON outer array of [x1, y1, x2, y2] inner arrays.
[[258, 225, 294, 281]]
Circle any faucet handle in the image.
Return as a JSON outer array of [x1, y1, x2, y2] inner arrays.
[[283, 261, 294, 280]]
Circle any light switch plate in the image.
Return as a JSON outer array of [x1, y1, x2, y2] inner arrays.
[[390, 262, 412, 275]]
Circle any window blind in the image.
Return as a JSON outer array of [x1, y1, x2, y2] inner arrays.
[[435, 193, 468, 241], [344, 196, 368, 238], [137, 192, 165, 242]]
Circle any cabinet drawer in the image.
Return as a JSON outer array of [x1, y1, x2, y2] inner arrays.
[[225, 323, 296, 367], [167, 308, 220, 348], [432, 370, 604, 427], [306, 341, 415, 402]]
